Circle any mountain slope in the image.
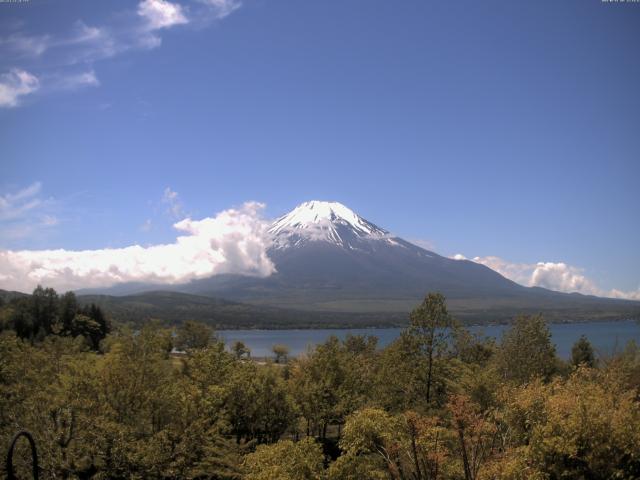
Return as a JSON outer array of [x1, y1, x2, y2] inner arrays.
[[0, 288, 30, 303], [186, 200, 525, 301], [176, 201, 640, 322], [76, 291, 406, 329]]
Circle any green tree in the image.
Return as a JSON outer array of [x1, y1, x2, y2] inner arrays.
[[243, 437, 325, 480], [8, 298, 35, 340], [175, 320, 212, 350], [376, 331, 431, 412], [31, 285, 59, 336], [85, 303, 110, 342], [273, 344, 290, 363], [494, 314, 558, 384], [453, 325, 495, 366], [502, 368, 640, 478], [183, 339, 235, 393], [288, 335, 374, 440], [337, 335, 378, 426], [58, 291, 78, 335], [571, 335, 597, 368], [407, 292, 454, 405], [448, 394, 499, 480], [334, 407, 452, 480], [70, 313, 102, 349], [232, 340, 251, 359], [0, 288, 109, 349], [226, 362, 296, 443]]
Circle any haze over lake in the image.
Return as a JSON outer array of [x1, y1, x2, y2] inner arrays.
[[220, 319, 640, 359]]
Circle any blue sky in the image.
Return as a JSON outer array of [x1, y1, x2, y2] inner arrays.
[[1, 0, 639, 296]]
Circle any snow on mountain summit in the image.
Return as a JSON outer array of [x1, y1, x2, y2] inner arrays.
[[270, 201, 385, 235], [269, 200, 397, 250]]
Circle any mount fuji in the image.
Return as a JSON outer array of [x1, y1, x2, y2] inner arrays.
[[160, 200, 639, 323], [76, 201, 640, 325], [269, 200, 397, 251]]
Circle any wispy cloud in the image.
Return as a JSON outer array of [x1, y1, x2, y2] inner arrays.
[[162, 187, 187, 219], [0, 202, 275, 293], [200, 0, 242, 19], [0, 182, 44, 221], [0, 182, 58, 243], [0, 68, 39, 108], [51, 69, 100, 90], [408, 238, 436, 252], [453, 253, 640, 301], [0, 0, 242, 108], [0, 32, 51, 57], [140, 218, 153, 232]]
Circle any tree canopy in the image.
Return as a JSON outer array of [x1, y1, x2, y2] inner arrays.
[[1, 289, 637, 479]]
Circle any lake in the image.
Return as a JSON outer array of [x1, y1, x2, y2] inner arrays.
[[219, 319, 640, 359]]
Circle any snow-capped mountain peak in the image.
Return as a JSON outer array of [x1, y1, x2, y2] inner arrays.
[[269, 200, 396, 250]]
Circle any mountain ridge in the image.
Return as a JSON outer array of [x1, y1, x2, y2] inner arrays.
[[72, 200, 640, 324]]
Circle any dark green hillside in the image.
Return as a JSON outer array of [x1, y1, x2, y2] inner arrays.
[[77, 291, 407, 329], [0, 289, 29, 303], [77, 289, 640, 328], [6, 287, 640, 328]]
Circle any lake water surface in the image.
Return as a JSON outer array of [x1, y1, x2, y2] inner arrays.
[[219, 319, 640, 359]]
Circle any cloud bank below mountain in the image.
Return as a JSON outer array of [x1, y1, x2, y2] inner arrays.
[[453, 254, 640, 301], [0, 202, 275, 293]]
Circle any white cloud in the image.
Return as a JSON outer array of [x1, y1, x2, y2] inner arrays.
[[67, 21, 104, 45], [608, 288, 640, 301], [140, 218, 153, 232], [138, 0, 189, 30], [41, 215, 59, 227], [162, 187, 187, 219], [408, 238, 437, 251], [1, 23, 115, 68], [72, 70, 100, 87], [61, 23, 119, 64], [1, 22, 106, 61], [0, 0, 241, 108], [0, 202, 276, 293], [0, 182, 60, 244], [0, 68, 39, 108], [453, 253, 640, 301], [163, 187, 178, 202], [0, 182, 43, 221], [200, 0, 242, 19], [50, 70, 100, 91], [529, 261, 594, 294], [0, 33, 51, 57]]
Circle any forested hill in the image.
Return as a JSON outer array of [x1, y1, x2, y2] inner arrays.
[[77, 290, 640, 328], [0, 289, 28, 303], [75, 291, 407, 329], [3, 287, 640, 329]]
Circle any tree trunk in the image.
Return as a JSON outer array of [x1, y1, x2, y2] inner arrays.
[[426, 350, 433, 404], [410, 431, 423, 479], [457, 427, 472, 480]]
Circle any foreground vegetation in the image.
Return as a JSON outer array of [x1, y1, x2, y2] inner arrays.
[[2, 290, 640, 479]]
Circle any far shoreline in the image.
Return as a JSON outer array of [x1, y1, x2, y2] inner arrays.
[[215, 316, 639, 332]]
